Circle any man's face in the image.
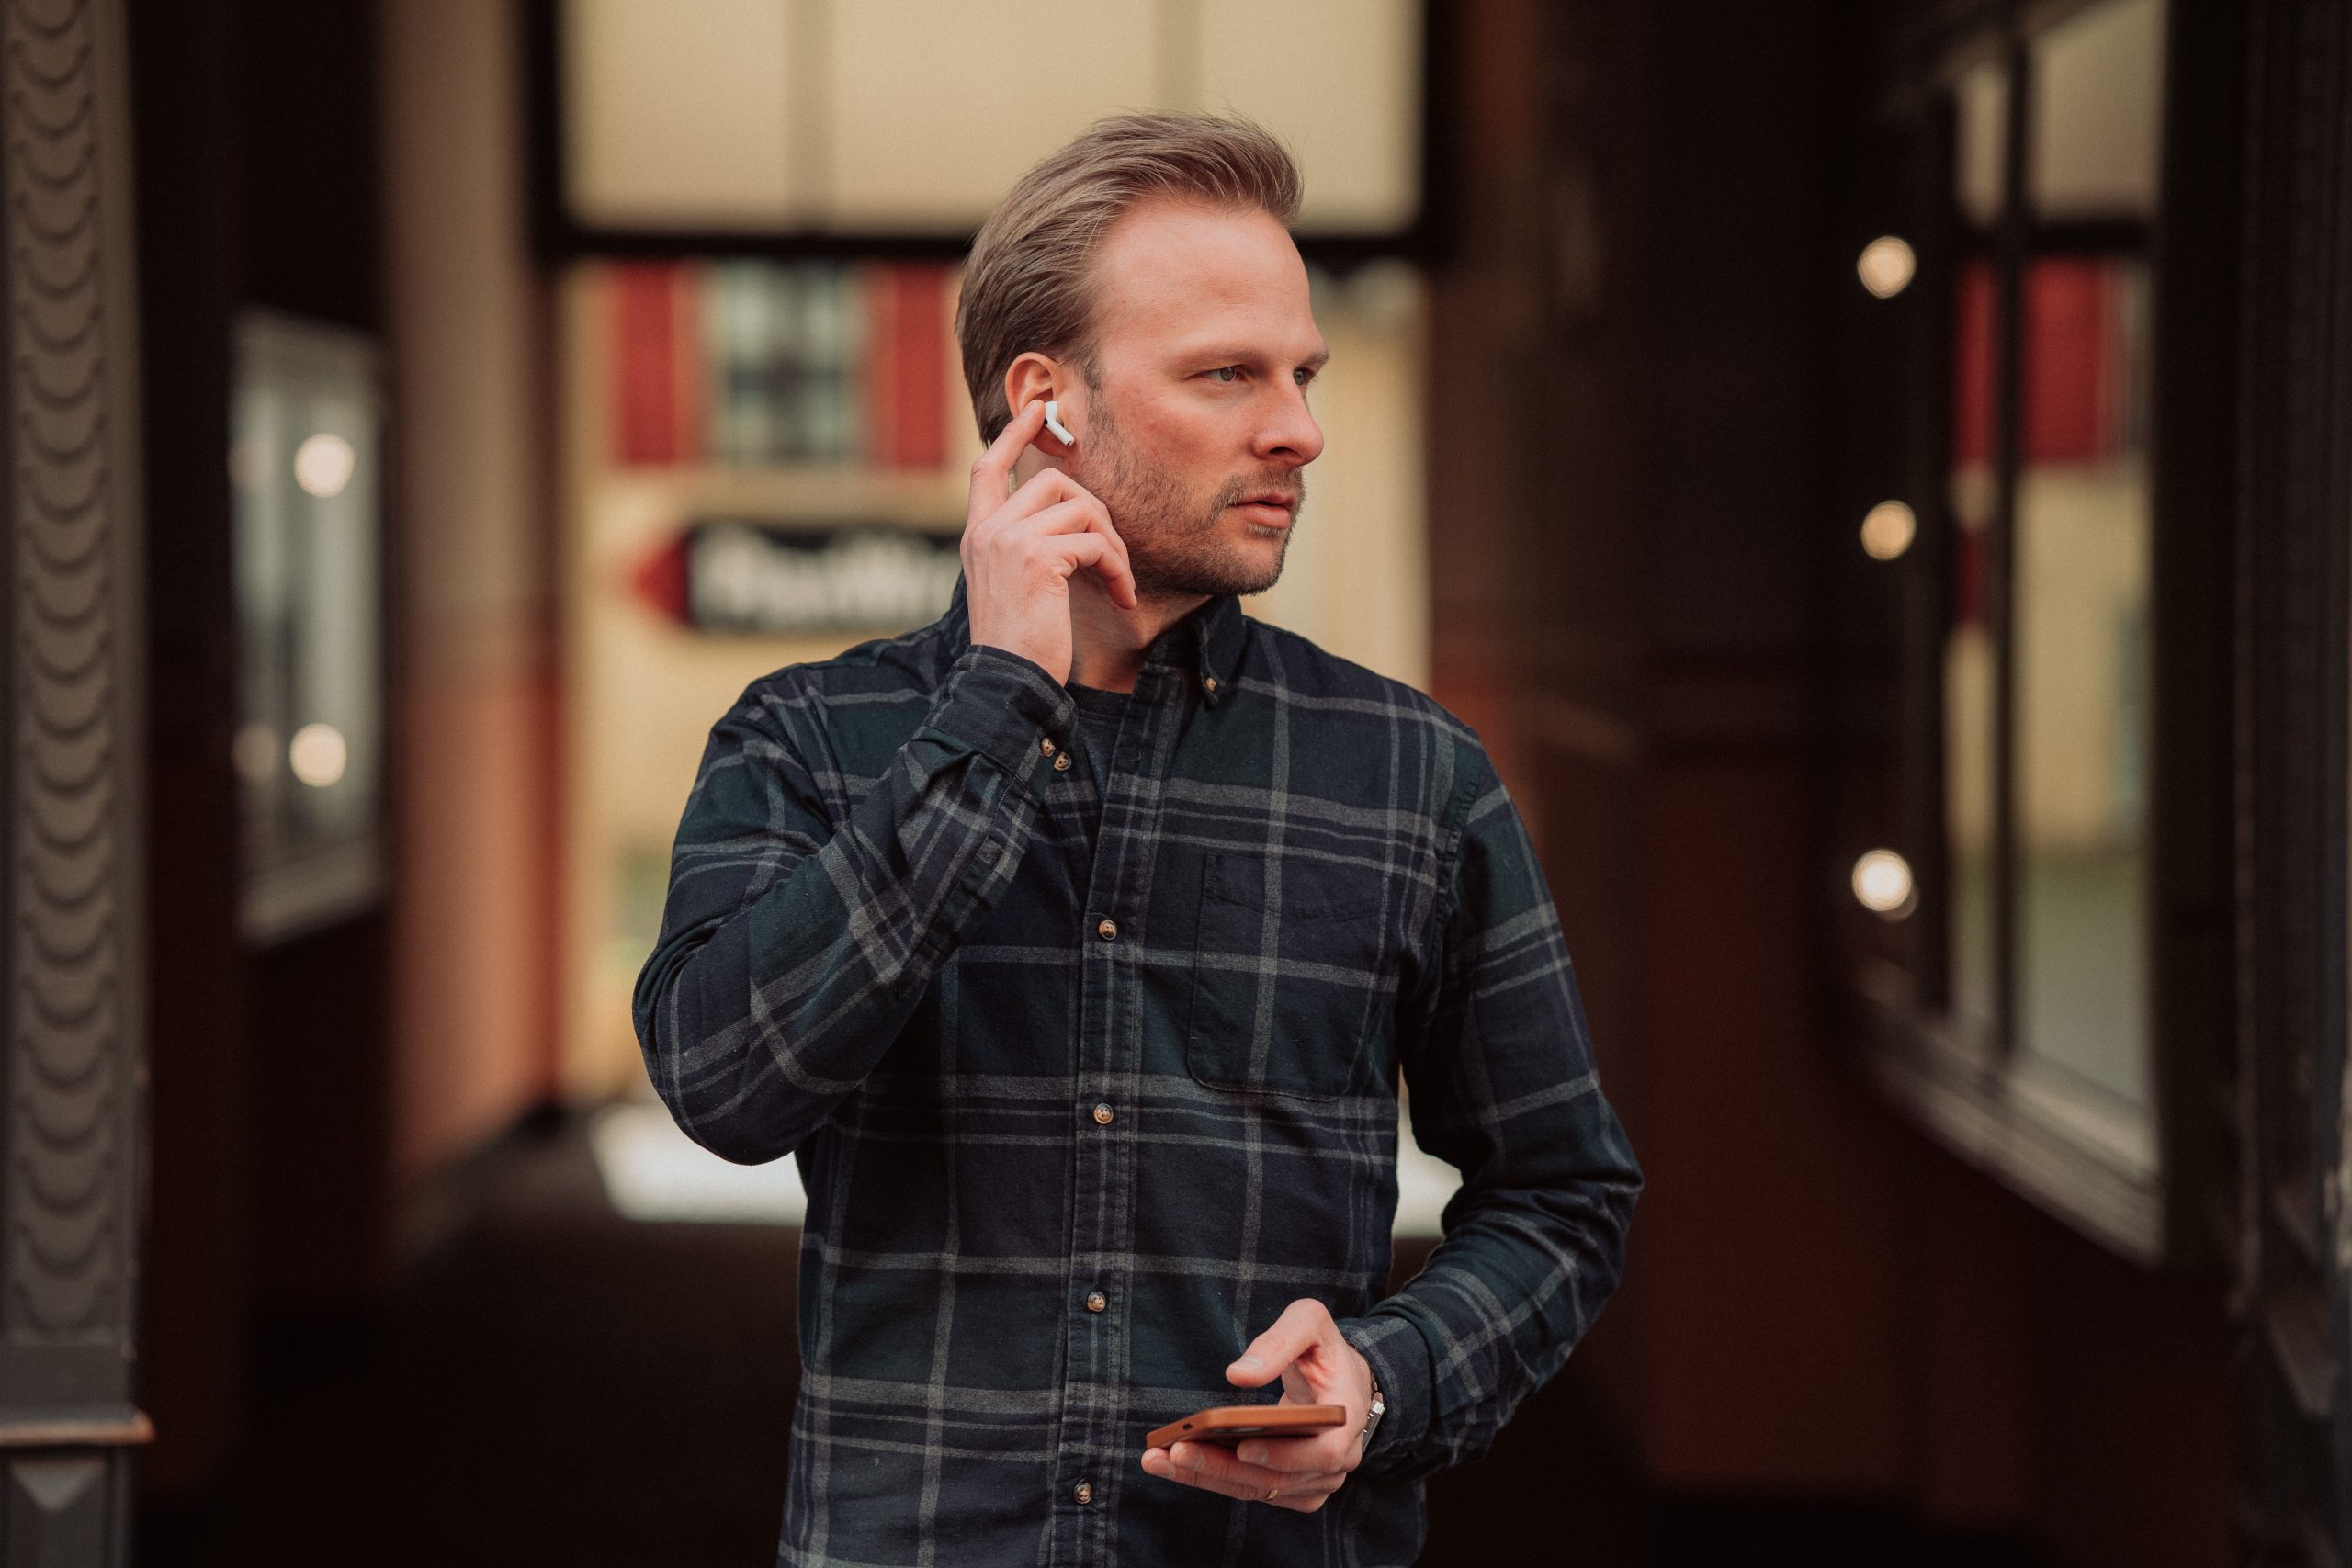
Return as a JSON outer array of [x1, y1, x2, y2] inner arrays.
[[1066, 198, 1329, 599]]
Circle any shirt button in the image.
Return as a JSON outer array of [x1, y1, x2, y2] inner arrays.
[[1073, 1480, 1094, 1506], [1085, 1289, 1107, 1313], [1096, 919, 1117, 942], [1053, 752, 1072, 772], [1040, 736, 1057, 756], [1091, 1102, 1114, 1125], [1204, 675, 1218, 694]]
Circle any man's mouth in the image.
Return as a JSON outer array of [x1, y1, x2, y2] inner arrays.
[[1231, 491, 1300, 524]]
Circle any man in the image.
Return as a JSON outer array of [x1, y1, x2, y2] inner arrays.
[[635, 111, 1640, 1566]]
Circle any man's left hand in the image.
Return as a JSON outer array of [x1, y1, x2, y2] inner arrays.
[[1138, 1298, 1373, 1514]]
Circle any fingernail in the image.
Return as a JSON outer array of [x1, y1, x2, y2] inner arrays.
[[1182, 1448, 1205, 1472], [1231, 1355, 1263, 1372], [1238, 1444, 1265, 1465]]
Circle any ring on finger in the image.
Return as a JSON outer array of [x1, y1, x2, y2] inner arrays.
[[1264, 1485, 1279, 1502]]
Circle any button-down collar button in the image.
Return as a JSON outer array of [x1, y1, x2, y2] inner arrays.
[[1053, 751, 1072, 772], [1204, 674, 1218, 695], [1040, 736, 1056, 756], [1085, 1289, 1107, 1313], [1091, 1102, 1114, 1125], [1096, 918, 1117, 942], [1073, 1480, 1094, 1506]]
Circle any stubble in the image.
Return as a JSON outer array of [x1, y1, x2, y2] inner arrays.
[[1074, 395, 1304, 600]]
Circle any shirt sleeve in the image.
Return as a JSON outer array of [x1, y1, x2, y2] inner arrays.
[[632, 643, 1075, 1164], [1336, 737, 1643, 1481]]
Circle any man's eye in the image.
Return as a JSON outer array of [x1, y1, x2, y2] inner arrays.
[[1210, 366, 1242, 383]]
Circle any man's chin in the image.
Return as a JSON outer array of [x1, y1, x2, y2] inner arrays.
[[1138, 553, 1286, 601]]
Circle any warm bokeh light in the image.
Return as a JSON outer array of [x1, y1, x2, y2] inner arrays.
[[293, 432, 356, 498], [1860, 500, 1917, 559], [1851, 849, 1917, 919], [288, 722, 348, 788], [1857, 235, 1917, 299]]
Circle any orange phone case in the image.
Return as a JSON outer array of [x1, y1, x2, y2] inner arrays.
[[1145, 1404, 1348, 1450]]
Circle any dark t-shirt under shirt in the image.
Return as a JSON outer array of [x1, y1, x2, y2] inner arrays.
[[1063, 681, 1129, 802]]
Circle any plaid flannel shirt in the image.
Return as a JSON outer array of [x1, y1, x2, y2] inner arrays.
[[634, 577, 1641, 1567]]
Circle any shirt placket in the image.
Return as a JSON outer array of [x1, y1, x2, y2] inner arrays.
[[1046, 652, 1192, 1567]]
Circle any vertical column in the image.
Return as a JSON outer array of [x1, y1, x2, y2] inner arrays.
[[0, 0, 152, 1561]]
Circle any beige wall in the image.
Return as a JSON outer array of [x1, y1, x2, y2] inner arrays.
[[380, 0, 561, 1182]]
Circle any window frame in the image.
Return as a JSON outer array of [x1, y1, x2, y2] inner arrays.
[[1824, 0, 2233, 1269]]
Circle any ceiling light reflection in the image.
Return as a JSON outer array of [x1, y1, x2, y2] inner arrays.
[[1851, 849, 1917, 919], [293, 433, 356, 498], [1860, 501, 1917, 560], [289, 722, 348, 788], [1856, 236, 1917, 299]]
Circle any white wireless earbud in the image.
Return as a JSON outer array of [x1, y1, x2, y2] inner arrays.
[[1043, 400, 1076, 446]]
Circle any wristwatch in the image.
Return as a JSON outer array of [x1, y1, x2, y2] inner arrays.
[[1358, 1373, 1385, 1453]]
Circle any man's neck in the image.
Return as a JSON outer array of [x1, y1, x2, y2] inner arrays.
[[1067, 579, 1207, 694]]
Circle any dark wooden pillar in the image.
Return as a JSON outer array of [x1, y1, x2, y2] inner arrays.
[[2231, 1, 2352, 1560], [0, 0, 153, 1559]]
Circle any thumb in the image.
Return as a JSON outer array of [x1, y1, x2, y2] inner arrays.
[[1226, 1298, 1332, 1388]]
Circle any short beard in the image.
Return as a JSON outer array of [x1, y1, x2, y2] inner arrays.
[[1073, 391, 1303, 600]]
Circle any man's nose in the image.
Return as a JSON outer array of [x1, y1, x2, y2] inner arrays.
[[1254, 383, 1325, 466]]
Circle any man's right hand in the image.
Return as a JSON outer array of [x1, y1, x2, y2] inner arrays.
[[961, 398, 1137, 685]]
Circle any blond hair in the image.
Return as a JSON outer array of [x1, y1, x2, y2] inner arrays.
[[956, 111, 1303, 443]]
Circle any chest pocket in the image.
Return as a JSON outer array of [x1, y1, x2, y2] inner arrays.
[[1186, 852, 1391, 1101]]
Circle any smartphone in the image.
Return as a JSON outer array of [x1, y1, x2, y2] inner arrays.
[[1145, 1404, 1348, 1450]]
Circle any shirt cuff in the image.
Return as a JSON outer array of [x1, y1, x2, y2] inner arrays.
[[918, 643, 1077, 798], [1336, 1309, 1434, 1476]]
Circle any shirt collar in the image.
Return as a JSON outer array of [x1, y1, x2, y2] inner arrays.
[[943, 572, 1247, 706]]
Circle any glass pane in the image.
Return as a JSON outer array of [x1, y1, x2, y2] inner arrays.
[[561, 0, 797, 229], [824, 0, 1159, 229], [2011, 255, 2151, 1107], [1953, 59, 2007, 230], [232, 316, 387, 942], [1944, 260, 1999, 1031], [1197, 0, 1423, 231], [2028, 0, 2165, 221]]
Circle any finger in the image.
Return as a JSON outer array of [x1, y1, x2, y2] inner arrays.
[[1017, 494, 1116, 537], [1231, 1433, 1356, 1475], [1073, 498, 1137, 609], [1148, 1443, 1347, 1508], [1163, 1440, 1299, 1495], [1033, 530, 1136, 611], [1267, 1476, 1348, 1514], [990, 465, 1090, 526], [1145, 1449, 1274, 1505], [1141, 1446, 1252, 1501], [967, 399, 1050, 525], [1228, 1298, 1337, 1388], [1069, 506, 1136, 609], [1023, 497, 1135, 606]]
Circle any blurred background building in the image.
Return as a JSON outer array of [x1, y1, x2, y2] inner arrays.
[[0, 0, 2343, 1562]]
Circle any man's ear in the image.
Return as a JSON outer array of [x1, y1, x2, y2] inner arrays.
[[1003, 352, 1073, 455]]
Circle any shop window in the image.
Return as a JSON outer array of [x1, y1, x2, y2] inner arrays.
[[1824, 0, 2220, 1263]]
